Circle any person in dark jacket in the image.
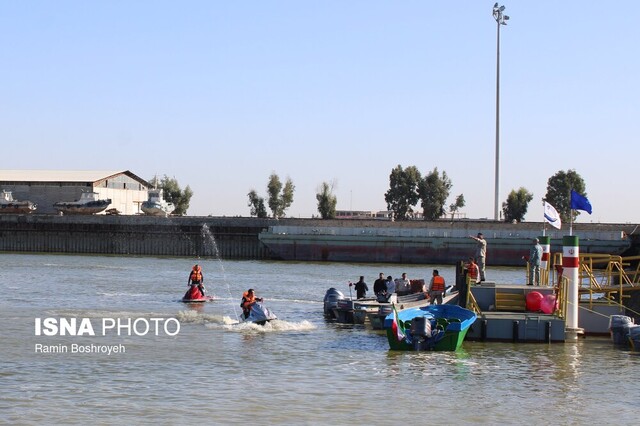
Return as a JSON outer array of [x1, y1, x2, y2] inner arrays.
[[352, 276, 369, 299], [373, 272, 387, 296]]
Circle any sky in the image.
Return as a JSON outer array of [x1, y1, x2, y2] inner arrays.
[[1, 1, 638, 223]]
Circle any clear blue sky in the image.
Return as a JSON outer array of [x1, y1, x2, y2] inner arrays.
[[1, 1, 638, 223]]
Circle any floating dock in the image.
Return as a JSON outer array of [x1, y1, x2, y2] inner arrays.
[[463, 283, 566, 342]]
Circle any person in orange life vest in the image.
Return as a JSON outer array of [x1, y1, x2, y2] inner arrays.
[[428, 269, 446, 305], [188, 264, 205, 297], [241, 288, 263, 319], [465, 257, 480, 285]]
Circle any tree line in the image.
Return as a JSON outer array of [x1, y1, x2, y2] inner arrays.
[[154, 168, 588, 223], [247, 167, 588, 223]]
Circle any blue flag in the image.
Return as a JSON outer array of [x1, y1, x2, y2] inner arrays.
[[570, 190, 592, 214]]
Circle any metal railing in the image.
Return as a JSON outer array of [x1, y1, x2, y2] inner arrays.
[[546, 253, 638, 310], [554, 275, 569, 319], [524, 261, 551, 286]]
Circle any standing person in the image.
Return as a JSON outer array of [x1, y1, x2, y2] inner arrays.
[[469, 233, 487, 281], [466, 257, 480, 285], [373, 272, 387, 296], [395, 272, 411, 296], [428, 269, 446, 305], [385, 275, 396, 295], [528, 238, 543, 286], [188, 264, 205, 296], [352, 276, 368, 299]]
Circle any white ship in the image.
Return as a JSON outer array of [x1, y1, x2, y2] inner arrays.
[[141, 188, 174, 217]]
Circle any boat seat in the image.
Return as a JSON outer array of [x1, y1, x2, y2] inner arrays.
[[495, 291, 526, 311]]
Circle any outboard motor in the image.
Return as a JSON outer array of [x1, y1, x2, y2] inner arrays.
[[410, 316, 433, 351], [324, 288, 345, 319], [609, 315, 634, 345], [629, 325, 640, 351]]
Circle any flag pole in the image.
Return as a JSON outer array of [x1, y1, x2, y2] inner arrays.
[[542, 201, 546, 236], [570, 209, 573, 236], [570, 188, 573, 236]]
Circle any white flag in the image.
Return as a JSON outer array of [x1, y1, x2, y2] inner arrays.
[[544, 201, 562, 229]]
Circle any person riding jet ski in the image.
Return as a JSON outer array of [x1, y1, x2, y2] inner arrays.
[[241, 288, 262, 319], [188, 264, 206, 297]]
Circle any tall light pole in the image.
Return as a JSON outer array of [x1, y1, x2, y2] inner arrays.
[[493, 3, 509, 221]]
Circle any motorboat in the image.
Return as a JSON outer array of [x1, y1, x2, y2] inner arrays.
[[242, 301, 277, 325], [367, 285, 459, 329], [366, 292, 430, 330], [181, 284, 215, 303], [383, 304, 477, 351], [141, 188, 174, 217], [53, 192, 111, 215], [0, 190, 37, 214], [323, 279, 434, 326], [323, 288, 376, 324]]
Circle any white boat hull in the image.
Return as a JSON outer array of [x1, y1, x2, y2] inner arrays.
[[141, 202, 173, 217]]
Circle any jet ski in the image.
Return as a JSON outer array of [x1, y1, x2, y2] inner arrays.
[[242, 301, 277, 325], [181, 284, 215, 303]]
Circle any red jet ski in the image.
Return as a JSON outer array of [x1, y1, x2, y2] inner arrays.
[[181, 284, 215, 303]]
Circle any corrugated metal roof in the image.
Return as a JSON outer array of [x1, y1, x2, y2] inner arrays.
[[0, 170, 129, 183]]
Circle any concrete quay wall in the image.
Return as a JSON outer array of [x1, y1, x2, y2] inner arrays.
[[0, 215, 276, 259], [0, 215, 637, 260]]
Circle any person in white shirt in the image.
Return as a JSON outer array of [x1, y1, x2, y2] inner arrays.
[[395, 272, 411, 296]]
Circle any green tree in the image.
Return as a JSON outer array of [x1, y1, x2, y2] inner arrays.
[[449, 193, 466, 221], [280, 178, 295, 217], [267, 173, 282, 217], [266, 172, 295, 218], [502, 187, 533, 223], [418, 167, 452, 221], [384, 165, 421, 221], [316, 181, 337, 219], [149, 175, 193, 215], [247, 190, 267, 218], [544, 169, 587, 223]]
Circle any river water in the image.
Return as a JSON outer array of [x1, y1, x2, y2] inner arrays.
[[0, 252, 637, 425]]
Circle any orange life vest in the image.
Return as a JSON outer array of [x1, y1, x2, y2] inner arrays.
[[190, 266, 202, 283], [242, 292, 256, 310], [431, 276, 445, 292]]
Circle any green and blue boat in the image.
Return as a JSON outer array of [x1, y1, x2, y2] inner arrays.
[[383, 304, 477, 351]]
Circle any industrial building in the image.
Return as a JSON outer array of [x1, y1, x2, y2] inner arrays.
[[0, 170, 150, 215]]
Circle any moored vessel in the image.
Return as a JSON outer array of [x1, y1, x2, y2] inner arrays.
[[141, 188, 174, 217], [0, 190, 37, 214], [383, 304, 477, 351], [53, 192, 112, 215]]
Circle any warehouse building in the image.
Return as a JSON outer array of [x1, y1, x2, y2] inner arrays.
[[0, 170, 150, 215]]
